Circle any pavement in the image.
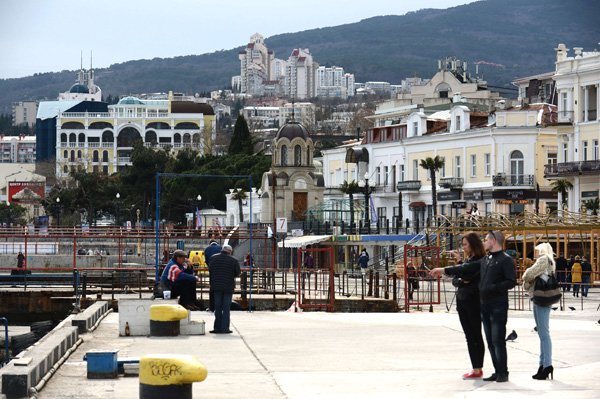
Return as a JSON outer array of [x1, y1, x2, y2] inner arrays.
[[35, 295, 600, 399]]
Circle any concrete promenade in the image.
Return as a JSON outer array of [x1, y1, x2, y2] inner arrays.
[[35, 301, 600, 398]]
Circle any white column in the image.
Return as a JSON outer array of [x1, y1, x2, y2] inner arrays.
[[597, 84, 600, 121], [584, 86, 589, 122]]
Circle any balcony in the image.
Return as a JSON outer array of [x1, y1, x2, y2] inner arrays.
[[492, 174, 534, 187], [557, 110, 574, 123], [118, 157, 131, 163], [544, 160, 600, 178], [396, 180, 421, 191], [438, 177, 464, 189]]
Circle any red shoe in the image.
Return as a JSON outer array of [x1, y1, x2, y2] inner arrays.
[[462, 370, 483, 379]]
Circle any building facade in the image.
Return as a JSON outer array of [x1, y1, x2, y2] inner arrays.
[[0, 135, 36, 163], [12, 101, 39, 127], [285, 49, 318, 99], [238, 33, 274, 96]]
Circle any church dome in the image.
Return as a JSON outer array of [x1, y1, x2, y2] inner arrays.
[[118, 96, 144, 105], [275, 121, 309, 141], [69, 83, 89, 94]]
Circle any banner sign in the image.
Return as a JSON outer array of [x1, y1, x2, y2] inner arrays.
[[8, 181, 45, 203]]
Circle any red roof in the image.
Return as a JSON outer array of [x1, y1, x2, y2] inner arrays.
[[291, 49, 299, 56], [247, 43, 255, 49], [297, 57, 306, 62]]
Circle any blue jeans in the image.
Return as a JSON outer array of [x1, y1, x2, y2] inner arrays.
[[481, 301, 509, 375], [213, 291, 233, 333], [581, 275, 590, 296], [533, 303, 552, 367]]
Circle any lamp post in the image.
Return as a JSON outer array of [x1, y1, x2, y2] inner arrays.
[[358, 171, 376, 234], [55, 197, 61, 227], [195, 194, 202, 230], [115, 193, 120, 227]]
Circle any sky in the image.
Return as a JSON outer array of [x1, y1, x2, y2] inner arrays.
[[0, 0, 475, 80]]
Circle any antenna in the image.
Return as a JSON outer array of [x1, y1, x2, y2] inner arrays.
[[90, 50, 93, 70], [291, 97, 295, 121], [80, 50, 83, 70]]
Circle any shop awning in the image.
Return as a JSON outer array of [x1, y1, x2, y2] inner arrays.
[[278, 235, 333, 248], [409, 201, 426, 207]]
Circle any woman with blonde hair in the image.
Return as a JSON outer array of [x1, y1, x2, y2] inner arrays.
[[523, 242, 555, 380]]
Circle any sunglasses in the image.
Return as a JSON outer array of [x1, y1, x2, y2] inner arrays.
[[487, 230, 498, 241]]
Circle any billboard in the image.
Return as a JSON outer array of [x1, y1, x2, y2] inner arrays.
[[8, 181, 45, 204]]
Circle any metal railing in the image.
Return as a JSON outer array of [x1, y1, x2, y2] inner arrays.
[[439, 177, 464, 189], [545, 160, 600, 177], [397, 180, 421, 191], [492, 174, 534, 186]]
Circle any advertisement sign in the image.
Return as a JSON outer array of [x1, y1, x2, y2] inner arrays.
[[8, 181, 45, 203]]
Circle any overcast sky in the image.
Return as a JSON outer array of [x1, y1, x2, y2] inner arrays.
[[0, 0, 475, 79]]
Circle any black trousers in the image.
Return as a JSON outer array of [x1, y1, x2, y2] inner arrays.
[[171, 279, 197, 305], [456, 297, 485, 369]]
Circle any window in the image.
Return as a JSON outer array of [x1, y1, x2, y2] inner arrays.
[[384, 166, 388, 186], [377, 207, 387, 227], [93, 150, 99, 162], [510, 150, 524, 185], [102, 150, 109, 162], [343, 169, 348, 182], [294, 145, 301, 166], [440, 157, 446, 177], [413, 122, 418, 136], [547, 151, 557, 166], [561, 92, 567, 113], [455, 115, 461, 131], [454, 156, 461, 178], [582, 141, 588, 161], [329, 172, 334, 186], [335, 168, 341, 185], [412, 160, 418, 180], [376, 166, 381, 185], [281, 145, 287, 166], [306, 148, 311, 165], [562, 143, 568, 162], [593, 140, 599, 160], [484, 153, 491, 176], [470, 154, 476, 177], [399, 165, 405, 181], [103, 166, 108, 175], [440, 204, 446, 216]]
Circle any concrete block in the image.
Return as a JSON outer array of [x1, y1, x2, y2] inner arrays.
[[180, 321, 205, 335], [0, 326, 78, 399], [71, 301, 109, 333], [118, 299, 205, 336]]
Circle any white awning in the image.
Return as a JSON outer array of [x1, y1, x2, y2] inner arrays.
[[278, 235, 332, 248]]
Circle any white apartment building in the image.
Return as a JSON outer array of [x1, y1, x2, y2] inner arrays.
[[0, 135, 36, 163], [545, 43, 600, 211], [279, 103, 316, 128], [241, 106, 280, 128], [12, 101, 39, 127], [286, 49, 318, 99], [316, 66, 355, 99], [238, 33, 274, 96]]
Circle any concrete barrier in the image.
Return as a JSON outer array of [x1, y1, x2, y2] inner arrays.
[[139, 354, 206, 399], [118, 299, 204, 337], [149, 305, 188, 337], [0, 326, 78, 399], [71, 301, 109, 333]]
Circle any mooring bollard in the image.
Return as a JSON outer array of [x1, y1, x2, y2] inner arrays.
[[149, 304, 188, 337], [139, 354, 207, 399]]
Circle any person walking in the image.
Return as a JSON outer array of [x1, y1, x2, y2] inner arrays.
[[448, 232, 486, 380], [555, 253, 568, 292], [580, 256, 592, 297], [430, 230, 517, 383], [522, 242, 555, 380], [208, 244, 241, 334], [358, 249, 369, 276], [571, 256, 582, 297]]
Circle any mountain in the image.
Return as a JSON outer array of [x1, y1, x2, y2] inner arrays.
[[1, 0, 599, 115]]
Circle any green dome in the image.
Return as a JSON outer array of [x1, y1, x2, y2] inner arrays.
[[118, 96, 144, 105], [69, 83, 89, 94]]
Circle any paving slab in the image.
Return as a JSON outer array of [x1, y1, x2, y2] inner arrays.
[[34, 304, 600, 399]]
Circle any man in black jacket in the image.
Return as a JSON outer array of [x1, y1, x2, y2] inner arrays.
[[430, 230, 516, 383], [208, 244, 241, 334], [555, 252, 568, 291]]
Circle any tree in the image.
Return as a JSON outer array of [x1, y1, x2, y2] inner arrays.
[[229, 114, 253, 155], [550, 179, 574, 209], [583, 197, 599, 215], [231, 189, 248, 223], [340, 180, 361, 229], [419, 156, 445, 221], [0, 203, 28, 225]]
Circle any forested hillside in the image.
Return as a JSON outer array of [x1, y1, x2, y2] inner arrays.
[[1, 0, 599, 114]]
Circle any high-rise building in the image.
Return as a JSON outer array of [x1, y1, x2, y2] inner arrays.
[[238, 33, 274, 96], [12, 101, 38, 127], [316, 66, 355, 99], [286, 49, 318, 99]]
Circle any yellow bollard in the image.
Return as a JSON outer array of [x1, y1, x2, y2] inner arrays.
[[139, 354, 207, 399], [149, 304, 189, 337]]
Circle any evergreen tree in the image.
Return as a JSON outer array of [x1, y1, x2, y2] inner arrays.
[[229, 114, 253, 155]]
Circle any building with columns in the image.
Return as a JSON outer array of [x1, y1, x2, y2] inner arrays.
[[545, 42, 600, 211]]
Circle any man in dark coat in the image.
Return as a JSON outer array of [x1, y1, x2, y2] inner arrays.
[[204, 239, 223, 311], [209, 244, 241, 334], [580, 256, 592, 297], [430, 231, 516, 383], [555, 252, 568, 291]]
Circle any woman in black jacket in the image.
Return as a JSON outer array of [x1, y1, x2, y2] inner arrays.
[[449, 232, 486, 379]]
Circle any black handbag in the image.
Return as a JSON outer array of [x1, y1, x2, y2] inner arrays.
[[532, 272, 561, 306]]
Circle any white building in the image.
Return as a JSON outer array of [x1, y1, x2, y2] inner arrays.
[[241, 106, 280, 129], [12, 101, 38, 127], [0, 135, 36, 163], [285, 49, 318, 99], [279, 103, 315, 128], [225, 188, 263, 226], [238, 33, 274, 96]]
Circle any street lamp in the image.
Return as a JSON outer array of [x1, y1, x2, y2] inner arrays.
[[115, 193, 120, 226], [194, 194, 202, 230], [358, 171, 376, 234], [55, 197, 61, 227]]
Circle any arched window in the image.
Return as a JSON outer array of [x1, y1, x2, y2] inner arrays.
[[70, 150, 75, 162], [306, 148, 311, 166], [63, 150, 68, 159], [63, 165, 68, 173], [77, 150, 82, 159], [93, 150, 99, 162], [510, 150, 524, 185], [294, 145, 302, 166], [281, 145, 287, 166], [102, 151, 109, 162]]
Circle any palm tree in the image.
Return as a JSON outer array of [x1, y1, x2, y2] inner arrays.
[[419, 156, 445, 220], [583, 197, 599, 215], [340, 180, 361, 230], [550, 179, 574, 209], [231, 189, 248, 223]]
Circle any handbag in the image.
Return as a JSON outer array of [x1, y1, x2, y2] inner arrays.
[[532, 271, 561, 306]]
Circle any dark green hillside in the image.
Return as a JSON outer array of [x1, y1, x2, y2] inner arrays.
[[1, 0, 599, 114]]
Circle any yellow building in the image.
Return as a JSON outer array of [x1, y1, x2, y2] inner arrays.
[[56, 93, 214, 180]]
